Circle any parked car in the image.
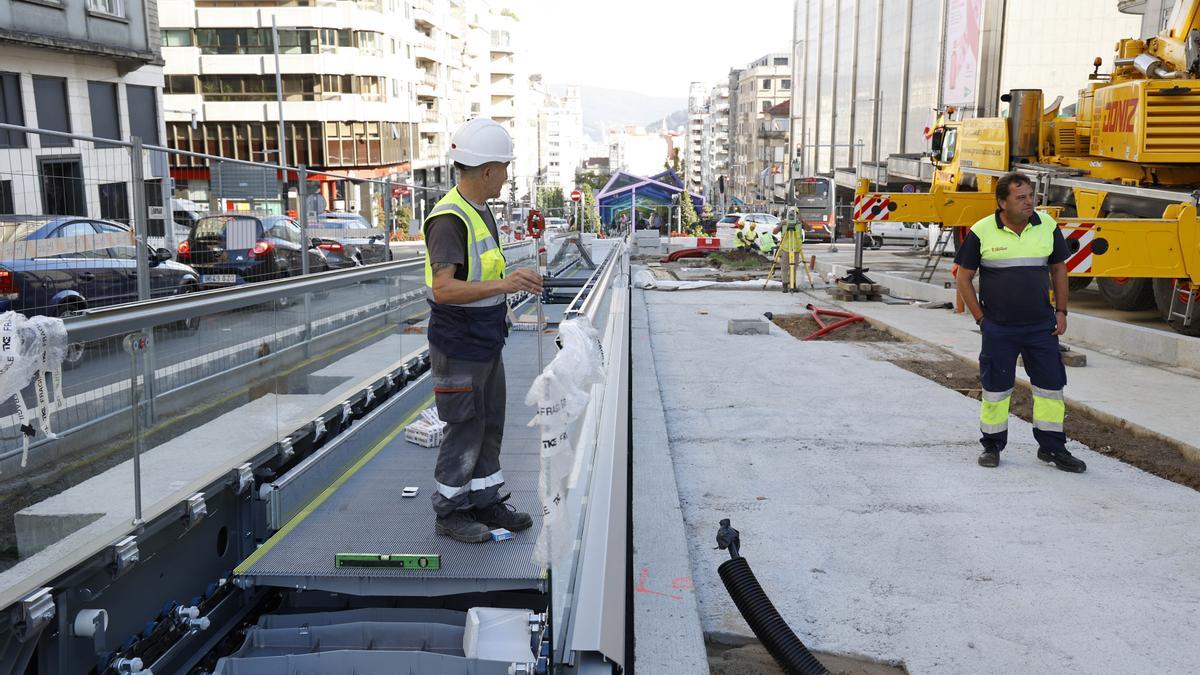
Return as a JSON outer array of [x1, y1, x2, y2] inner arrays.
[[0, 215, 203, 367], [311, 214, 392, 268], [178, 214, 329, 289], [544, 217, 569, 232], [868, 221, 929, 247]]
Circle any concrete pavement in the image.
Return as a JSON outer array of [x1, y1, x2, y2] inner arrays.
[[638, 284, 1200, 674]]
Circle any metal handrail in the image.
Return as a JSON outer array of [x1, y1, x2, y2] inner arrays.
[[63, 240, 535, 343], [564, 241, 625, 322]]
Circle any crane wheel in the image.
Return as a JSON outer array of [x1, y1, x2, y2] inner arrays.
[[1096, 277, 1156, 311], [1153, 278, 1200, 337]]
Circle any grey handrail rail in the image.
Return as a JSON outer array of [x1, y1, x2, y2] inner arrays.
[[64, 259, 423, 343], [64, 239, 535, 343]]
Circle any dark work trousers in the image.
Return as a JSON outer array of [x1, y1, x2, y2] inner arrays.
[[429, 344, 506, 517], [978, 318, 1068, 454]]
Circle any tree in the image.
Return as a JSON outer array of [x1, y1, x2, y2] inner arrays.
[[576, 168, 610, 192], [679, 193, 698, 234], [536, 186, 565, 215], [581, 184, 599, 233]]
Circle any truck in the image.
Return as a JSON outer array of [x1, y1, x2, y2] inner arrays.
[[850, 0, 1200, 336]]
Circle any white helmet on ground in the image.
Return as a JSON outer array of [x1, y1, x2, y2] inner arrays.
[[448, 117, 515, 166]]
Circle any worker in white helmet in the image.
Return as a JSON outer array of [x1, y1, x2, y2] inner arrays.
[[423, 118, 542, 543]]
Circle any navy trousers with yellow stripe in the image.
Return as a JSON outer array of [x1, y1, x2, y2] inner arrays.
[[978, 318, 1067, 454]]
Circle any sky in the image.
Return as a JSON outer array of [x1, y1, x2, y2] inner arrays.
[[518, 0, 795, 98]]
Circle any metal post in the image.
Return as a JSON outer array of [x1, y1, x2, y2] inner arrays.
[[129, 138, 157, 420], [130, 138, 151, 303], [384, 179, 395, 243], [297, 167, 312, 356], [159, 156, 177, 253], [272, 15, 289, 215], [125, 333, 145, 526]]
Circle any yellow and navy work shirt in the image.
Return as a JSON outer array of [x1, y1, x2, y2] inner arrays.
[[954, 210, 1070, 326]]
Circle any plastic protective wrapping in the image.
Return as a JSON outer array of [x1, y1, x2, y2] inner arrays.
[[524, 317, 604, 568], [0, 313, 68, 468]]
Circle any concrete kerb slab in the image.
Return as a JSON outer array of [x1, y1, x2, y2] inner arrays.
[[641, 288, 1200, 674], [812, 259, 1200, 374], [631, 289, 710, 674]]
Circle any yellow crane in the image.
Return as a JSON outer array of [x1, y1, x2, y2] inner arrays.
[[853, 0, 1200, 335]]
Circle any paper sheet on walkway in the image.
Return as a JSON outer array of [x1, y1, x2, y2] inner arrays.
[[525, 317, 604, 568], [0, 313, 68, 469], [634, 270, 783, 291]]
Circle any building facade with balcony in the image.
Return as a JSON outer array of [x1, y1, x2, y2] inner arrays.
[[0, 0, 166, 223], [160, 0, 423, 216], [730, 53, 790, 206], [684, 81, 706, 195], [701, 83, 730, 211], [535, 84, 582, 196]]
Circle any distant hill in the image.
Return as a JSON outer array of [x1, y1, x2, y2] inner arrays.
[[643, 110, 689, 134], [551, 84, 686, 142]]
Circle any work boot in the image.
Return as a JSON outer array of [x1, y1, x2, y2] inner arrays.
[[474, 494, 533, 532], [977, 449, 1000, 468], [1037, 448, 1087, 473], [435, 511, 492, 543]]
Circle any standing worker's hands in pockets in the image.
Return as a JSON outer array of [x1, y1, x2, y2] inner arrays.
[[506, 268, 543, 295], [1053, 311, 1067, 336]]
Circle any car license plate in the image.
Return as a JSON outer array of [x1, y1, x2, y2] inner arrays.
[[202, 274, 237, 285]]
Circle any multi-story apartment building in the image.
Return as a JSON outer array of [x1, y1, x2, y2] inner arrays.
[[159, 0, 423, 216], [0, 0, 166, 225], [700, 83, 730, 208], [789, 0, 1142, 178], [536, 85, 582, 195], [729, 53, 790, 206], [607, 126, 668, 177], [684, 82, 706, 195]]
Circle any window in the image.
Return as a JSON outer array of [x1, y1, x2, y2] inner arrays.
[[781, 79, 791, 90], [95, 221, 136, 259], [32, 76, 71, 147], [773, 57, 788, 66], [761, 100, 772, 113], [761, 79, 771, 90], [98, 183, 129, 221], [87, 81, 121, 142], [87, 0, 125, 18], [165, 75, 196, 94], [0, 73, 26, 148], [0, 181, 13, 214], [162, 29, 193, 47], [127, 85, 159, 143]]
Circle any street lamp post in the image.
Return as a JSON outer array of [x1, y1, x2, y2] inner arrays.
[[271, 15, 289, 215]]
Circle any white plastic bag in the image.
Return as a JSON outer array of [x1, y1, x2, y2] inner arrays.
[[0, 313, 68, 469], [525, 317, 604, 568]]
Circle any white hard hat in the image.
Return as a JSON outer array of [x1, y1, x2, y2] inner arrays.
[[448, 117, 515, 166]]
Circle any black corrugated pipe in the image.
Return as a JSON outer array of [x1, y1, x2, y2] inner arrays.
[[715, 519, 830, 675]]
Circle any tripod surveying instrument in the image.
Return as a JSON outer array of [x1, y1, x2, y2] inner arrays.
[[764, 214, 813, 292]]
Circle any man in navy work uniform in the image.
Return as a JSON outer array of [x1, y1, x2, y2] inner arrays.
[[423, 118, 543, 542], [954, 172, 1086, 473]]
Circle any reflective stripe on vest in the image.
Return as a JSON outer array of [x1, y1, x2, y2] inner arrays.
[[423, 187, 506, 308], [970, 212, 1056, 269]]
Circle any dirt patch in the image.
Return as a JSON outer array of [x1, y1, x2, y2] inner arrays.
[[709, 250, 772, 271], [770, 313, 901, 343], [707, 636, 907, 675], [891, 356, 1200, 492]]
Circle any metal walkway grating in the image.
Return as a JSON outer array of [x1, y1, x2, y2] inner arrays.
[[240, 331, 549, 597]]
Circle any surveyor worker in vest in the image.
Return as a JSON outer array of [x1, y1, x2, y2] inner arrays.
[[741, 221, 759, 251], [756, 224, 776, 256], [423, 118, 543, 542], [773, 213, 805, 293], [954, 172, 1086, 473]]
